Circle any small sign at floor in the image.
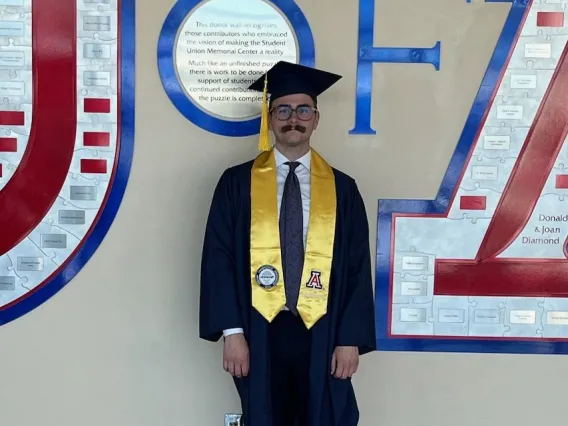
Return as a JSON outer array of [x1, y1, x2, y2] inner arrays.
[[225, 413, 242, 426]]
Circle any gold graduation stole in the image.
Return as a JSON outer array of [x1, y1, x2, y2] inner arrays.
[[250, 148, 336, 329]]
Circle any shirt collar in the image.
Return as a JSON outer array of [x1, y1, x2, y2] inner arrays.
[[274, 147, 311, 171]]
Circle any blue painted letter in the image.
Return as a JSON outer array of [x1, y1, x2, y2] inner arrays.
[[350, 0, 441, 135]]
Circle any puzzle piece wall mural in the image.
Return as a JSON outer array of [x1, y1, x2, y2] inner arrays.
[[0, 0, 135, 325], [376, 0, 568, 355]]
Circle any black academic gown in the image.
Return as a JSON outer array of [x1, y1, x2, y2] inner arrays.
[[199, 158, 376, 426]]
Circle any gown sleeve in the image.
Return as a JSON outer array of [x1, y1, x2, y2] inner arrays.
[[199, 170, 244, 342], [335, 180, 377, 355]]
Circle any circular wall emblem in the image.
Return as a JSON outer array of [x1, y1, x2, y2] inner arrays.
[[0, 0, 135, 325], [255, 265, 279, 288], [157, 0, 315, 137]]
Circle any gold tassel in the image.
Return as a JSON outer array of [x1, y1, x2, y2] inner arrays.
[[258, 74, 271, 152]]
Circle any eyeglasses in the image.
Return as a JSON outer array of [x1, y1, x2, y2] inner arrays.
[[270, 104, 317, 121]]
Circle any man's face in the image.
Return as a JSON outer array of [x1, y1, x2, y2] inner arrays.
[[269, 93, 319, 148]]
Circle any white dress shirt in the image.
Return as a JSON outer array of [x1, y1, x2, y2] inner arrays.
[[223, 148, 311, 337]]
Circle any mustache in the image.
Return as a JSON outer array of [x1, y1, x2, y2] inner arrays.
[[281, 124, 306, 133]]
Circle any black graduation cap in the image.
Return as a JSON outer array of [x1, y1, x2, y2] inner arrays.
[[249, 61, 342, 152], [248, 61, 342, 103]]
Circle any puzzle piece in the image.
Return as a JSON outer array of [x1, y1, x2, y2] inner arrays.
[[467, 296, 509, 337], [0, 38, 32, 71], [0, 254, 29, 308], [22, 191, 99, 273], [458, 155, 515, 195], [497, 70, 554, 104], [77, 9, 117, 42], [68, 152, 113, 183], [0, 130, 30, 190], [430, 296, 470, 336], [538, 191, 568, 202], [503, 297, 546, 337], [508, 19, 568, 71], [0, 1, 31, 12], [0, 254, 17, 277], [77, 33, 117, 66], [26, 220, 79, 267], [0, 3, 31, 48], [77, 0, 116, 13], [522, 5, 568, 37], [447, 185, 502, 221], [457, 213, 492, 225], [471, 124, 528, 165], [390, 302, 434, 337], [52, 194, 97, 227], [392, 271, 432, 305], [77, 93, 118, 126], [0, 157, 17, 191], [4, 235, 48, 298], [0, 98, 31, 124], [394, 213, 489, 259], [76, 121, 116, 148], [536, 298, 568, 338], [540, 171, 568, 199], [484, 95, 543, 129], [542, 0, 568, 7], [59, 178, 101, 207], [393, 247, 435, 277], [0, 19, 33, 135]]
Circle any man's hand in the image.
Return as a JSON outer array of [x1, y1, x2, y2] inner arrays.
[[223, 333, 249, 378], [331, 346, 359, 379]]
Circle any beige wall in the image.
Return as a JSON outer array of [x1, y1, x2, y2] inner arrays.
[[1, 1, 566, 425]]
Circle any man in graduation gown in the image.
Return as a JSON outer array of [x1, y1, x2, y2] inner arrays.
[[199, 61, 376, 426]]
